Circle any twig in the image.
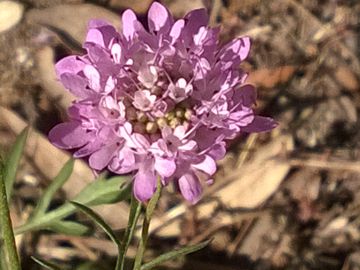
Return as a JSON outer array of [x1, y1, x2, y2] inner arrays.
[[287, 158, 360, 173]]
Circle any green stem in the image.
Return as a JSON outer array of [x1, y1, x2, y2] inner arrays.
[[132, 210, 151, 270], [118, 194, 142, 270], [133, 179, 162, 270], [0, 160, 21, 270]]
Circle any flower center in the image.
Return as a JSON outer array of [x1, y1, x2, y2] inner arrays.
[[119, 65, 194, 135]]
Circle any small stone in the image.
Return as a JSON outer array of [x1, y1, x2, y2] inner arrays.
[[0, 1, 24, 33]]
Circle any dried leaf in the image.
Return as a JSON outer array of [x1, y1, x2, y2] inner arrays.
[[247, 66, 296, 88], [335, 66, 359, 91]]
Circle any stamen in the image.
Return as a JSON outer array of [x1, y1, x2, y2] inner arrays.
[[137, 112, 148, 123], [156, 117, 167, 128], [126, 107, 137, 120], [146, 122, 158, 134], [133, 122, 146, 133], [175, 107, 185, 118], [184, 108, 193, 120]]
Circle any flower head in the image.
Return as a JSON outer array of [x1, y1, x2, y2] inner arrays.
[[49, 2, 277, 204]]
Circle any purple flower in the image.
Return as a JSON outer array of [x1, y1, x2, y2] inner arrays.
[[49, 2, 277, 204]]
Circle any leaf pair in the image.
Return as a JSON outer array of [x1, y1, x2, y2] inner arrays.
[[15, 174, 130, 235]]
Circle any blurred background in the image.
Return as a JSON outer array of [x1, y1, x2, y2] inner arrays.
[[1, 0, 360, 269]]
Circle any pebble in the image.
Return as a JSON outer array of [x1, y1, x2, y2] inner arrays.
[[0, 1, 24, 33]]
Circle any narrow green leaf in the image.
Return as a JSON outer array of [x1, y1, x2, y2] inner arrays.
[[73, 176, 131, 206], [4, 127, 29, 201], [47, 220, 90, 236], [70, 201, 120, 246], [0, 153, 21, 270], [31, 256, 63, 270], [15, 177, 130, 235], [140, 239, 212, 270], [31, 159, 74, 220]]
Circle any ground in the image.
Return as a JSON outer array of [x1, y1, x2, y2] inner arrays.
[[1, 0, 360, 269]]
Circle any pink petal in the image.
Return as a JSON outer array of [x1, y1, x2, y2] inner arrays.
[[86, 28, 105, 48], [192, 155, 217, 176], [109, 148, 135, 174], [49, 122, 91, 149], [184, 8, 209, 36], [55, 56, 85, 78], [231, 107, 255, 127], [179, 140, 197, 151], [60, 73, 93, 99], [147, 2, 172, 33], [84, 65, 101, 92], [178, 174, 202, 204], [173, 125, 186, 139], [88, 19, 109, 28], [242, 116, 278, 133], [207, 143, 226, 160], [134, 169, 157, 202], [220, 36, 251, 66], [118, 147, 135, 170], [122, 9, 138, 40], [169, 19, 185, 43], [234, 84, 257, 107], [88, 143, 117, 170], [86, 20, 118, 48], [73, 139, 102, 158], [154, 157, 176, 178]]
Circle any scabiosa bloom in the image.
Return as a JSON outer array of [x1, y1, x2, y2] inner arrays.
[[49, 2, 277, 204]]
